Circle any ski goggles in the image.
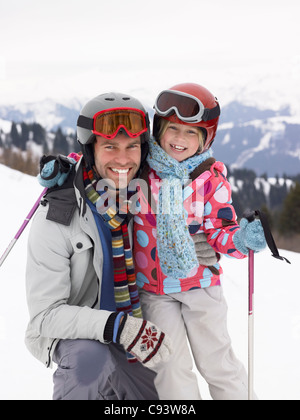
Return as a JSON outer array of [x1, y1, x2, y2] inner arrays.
[[154, 90, 220, 123], [77, 107, 148, 139]]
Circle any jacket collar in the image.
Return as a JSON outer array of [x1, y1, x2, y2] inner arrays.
[[73, 156, 88, 217]]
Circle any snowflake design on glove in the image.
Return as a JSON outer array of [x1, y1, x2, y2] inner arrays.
[[140, 326, 158, 351]]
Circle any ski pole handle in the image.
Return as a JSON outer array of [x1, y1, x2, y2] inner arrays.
[[243, 209, 291, 264], [0, 188, 47, 268], [243, 209, 256, 223]]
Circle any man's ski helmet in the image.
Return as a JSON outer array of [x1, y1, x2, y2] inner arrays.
[[153, 83, 220, 150], [76, 92, 150, 168]]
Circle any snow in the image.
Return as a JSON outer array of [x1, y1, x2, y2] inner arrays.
[[0, 119, 12, 135], [0, 163, 299, 400]]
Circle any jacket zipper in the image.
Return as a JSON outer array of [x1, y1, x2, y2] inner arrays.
[[46, 339, 57, 368]]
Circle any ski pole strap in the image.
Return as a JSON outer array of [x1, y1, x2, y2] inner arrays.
[[243, 209, 291, 264]]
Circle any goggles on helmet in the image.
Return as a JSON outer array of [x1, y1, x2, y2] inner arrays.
[[154, 90, 220, 123], [77, 107, 148, 140]]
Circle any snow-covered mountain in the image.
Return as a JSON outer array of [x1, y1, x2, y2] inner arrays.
[[0, 95, 300, 176], [213, 101, 300, 176], [0, 163, 299, 400], [0, 98, 82, 134]]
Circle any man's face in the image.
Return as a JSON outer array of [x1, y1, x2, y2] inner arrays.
[[94, 133, 142, 189]]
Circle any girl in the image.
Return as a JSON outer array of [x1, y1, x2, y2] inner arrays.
[[134, 83, 266, 400]]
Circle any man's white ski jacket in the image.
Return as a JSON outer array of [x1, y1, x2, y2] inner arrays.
[[25, 158, 120, 368]]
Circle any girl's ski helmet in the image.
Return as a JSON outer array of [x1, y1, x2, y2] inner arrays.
[[153, 83, 220, 150]]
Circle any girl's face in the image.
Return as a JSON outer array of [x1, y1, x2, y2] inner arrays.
[[159, 122, 201, 162]]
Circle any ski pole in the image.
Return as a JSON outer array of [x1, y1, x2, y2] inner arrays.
[[244, 209, 291, 400], [248, 249, 255, 401], [243, 210, 256, 400], [0, 187, 47, 268]]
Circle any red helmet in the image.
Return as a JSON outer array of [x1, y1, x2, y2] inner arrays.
[[153, 83, 220, 150]]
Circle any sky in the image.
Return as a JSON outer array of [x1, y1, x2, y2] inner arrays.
[[0, 0, 300, 108]]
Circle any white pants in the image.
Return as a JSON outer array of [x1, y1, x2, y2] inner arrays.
[[139, 286, 252, 400]]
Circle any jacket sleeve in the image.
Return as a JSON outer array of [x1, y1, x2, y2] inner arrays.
[[26, 208, 112, 344], [202, 162, 246, 259]]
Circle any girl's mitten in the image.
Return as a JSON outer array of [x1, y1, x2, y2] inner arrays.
[[233, 218, 267, 255], [38, 155, 76, 188]]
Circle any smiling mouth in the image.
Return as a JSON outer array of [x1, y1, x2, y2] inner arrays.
[[170, 144, 187, 152], [110, 168, 131, 175]]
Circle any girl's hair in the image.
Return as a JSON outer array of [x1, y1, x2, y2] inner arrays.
[[157, 118, 205, 154]]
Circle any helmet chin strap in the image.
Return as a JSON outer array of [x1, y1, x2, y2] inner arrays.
[[81, 142, 100, 182]]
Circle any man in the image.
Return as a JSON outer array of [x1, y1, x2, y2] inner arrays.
[[25, 92, 172, 400]]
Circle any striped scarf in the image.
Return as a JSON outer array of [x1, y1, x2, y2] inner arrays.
[[82, 165, 142, 319]]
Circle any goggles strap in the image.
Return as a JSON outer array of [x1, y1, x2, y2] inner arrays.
[[77, 115, 94, 130], [202, 103, 221, 122], [77, 111, 149, 131]]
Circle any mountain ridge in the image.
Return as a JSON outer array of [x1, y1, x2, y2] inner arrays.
[[0, 98, 299, 176]]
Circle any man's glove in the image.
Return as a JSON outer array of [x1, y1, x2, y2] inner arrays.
[[192, 234, 218, 266], [118, 315, 172, 368], [233, 218, 267, 255], [37, 155, 76, 188]]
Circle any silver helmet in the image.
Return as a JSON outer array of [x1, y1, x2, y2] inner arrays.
[[76, 92, 150, 171], [77, 92, 150, 145]]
